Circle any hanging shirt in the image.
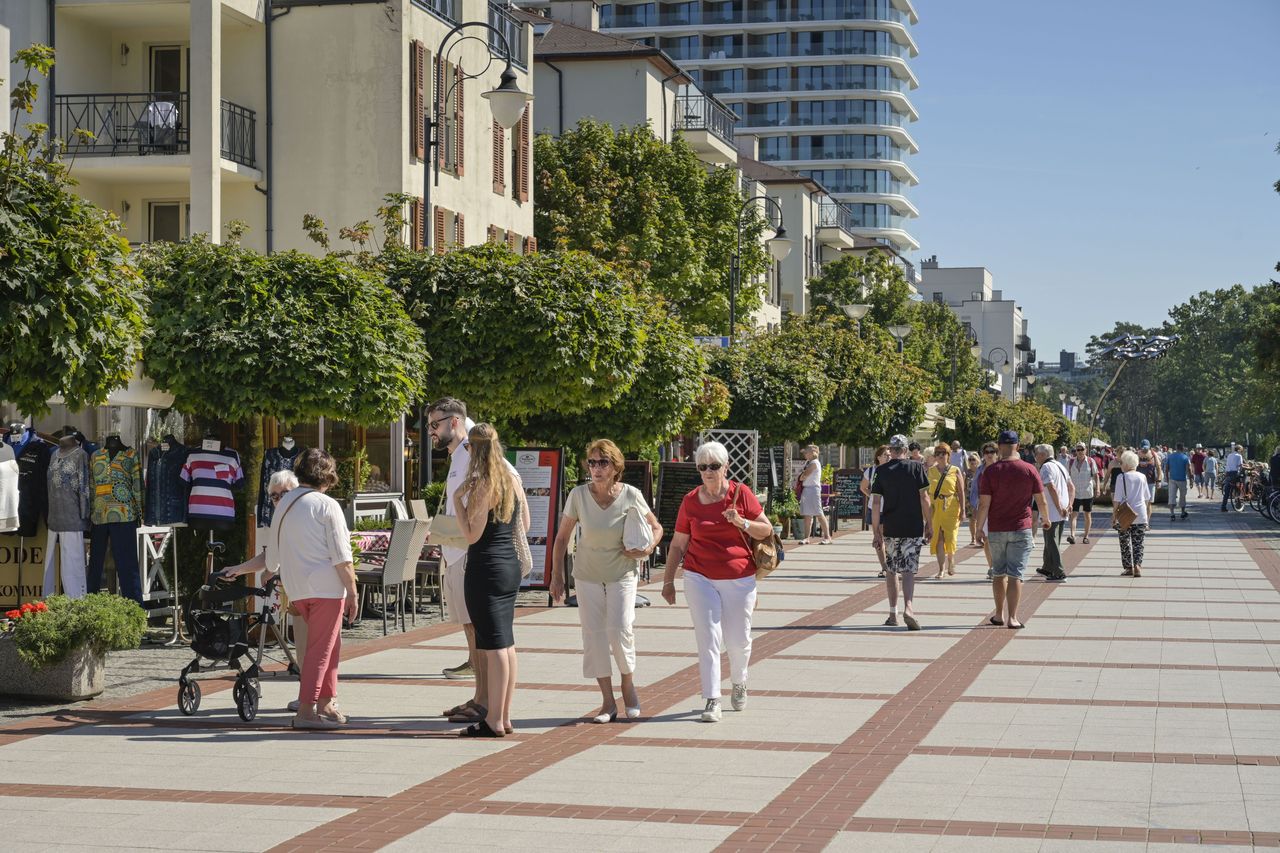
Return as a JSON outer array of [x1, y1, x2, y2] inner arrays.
[[47, 445, 91, 532], [145, 440, 191, 526], [11, 435, 51, 536], [90, 446, 144, 525], [256, 445, 304, 527], [181, 448, 245, 526], [0, 443, 18, 533]]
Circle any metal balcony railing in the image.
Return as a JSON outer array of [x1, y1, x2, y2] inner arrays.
[[412, 0, 460, 24], [817, 198, 856, 235], [489, 2, 528, 69], [55, 92, 190, 157], [1016, 334, 1032, 351], [673, 93, 737, 145], [219, 99, 256, 167]]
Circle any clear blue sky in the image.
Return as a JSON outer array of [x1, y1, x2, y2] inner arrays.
[[908, 0, 1280, 362]]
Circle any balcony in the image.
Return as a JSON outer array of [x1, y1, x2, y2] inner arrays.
[[606, 0, 911, 29], [673, 92, 739, 164], [816, 199, 857, 248], [54, 93, 257, 170], [412, 0, 460, 24], [1016, 334, 1032, 351], [489, 2, 529, 68]]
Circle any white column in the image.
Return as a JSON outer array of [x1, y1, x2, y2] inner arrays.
[[189, 0, 221, 241]]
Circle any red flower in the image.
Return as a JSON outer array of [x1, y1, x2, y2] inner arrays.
[[19, 603, 34, 613], [4, 610, 19, 620], [33, 602, 48, 612]]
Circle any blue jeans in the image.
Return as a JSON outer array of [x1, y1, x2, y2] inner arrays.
[[988, 530, 1033, 580]]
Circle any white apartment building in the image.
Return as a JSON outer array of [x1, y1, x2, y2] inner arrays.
[[919, 258, 1034, 401], [519, 0, 921, 254], [2, 0, 534, 255]]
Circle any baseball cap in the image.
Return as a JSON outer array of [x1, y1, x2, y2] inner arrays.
[[997, 429, 1018, 445], [888, 434, 909, 450], [1195, 443, 1203, 449], [1140, 439, 1151, 449], [1074, 443, 1086, 450]]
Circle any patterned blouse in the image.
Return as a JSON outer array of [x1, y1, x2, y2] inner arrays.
[[91, 447, 144, 525]]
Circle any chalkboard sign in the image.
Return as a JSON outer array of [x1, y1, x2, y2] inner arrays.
[[622, 460, 653, 507], [757, 446, 783, 492], [657, 462, 701, 548], [833, 467, 865, 520]]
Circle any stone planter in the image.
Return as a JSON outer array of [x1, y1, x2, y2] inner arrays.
[[0, 639, 104, 701]]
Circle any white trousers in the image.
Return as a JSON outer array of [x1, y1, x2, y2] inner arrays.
[[576, 574, 637, 679], [43, 530, 87, 599], [684, 570, 757, 700]]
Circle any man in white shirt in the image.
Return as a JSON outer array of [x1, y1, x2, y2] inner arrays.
[[428, 398, 488, 720], [1220, 443, 1245, 512], [1065, 443, 1099, 545], [949, 440, 966, 470], [1034, 444, 1072, 581]]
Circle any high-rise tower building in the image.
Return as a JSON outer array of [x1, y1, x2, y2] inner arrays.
[[520, 0, 920, 253]]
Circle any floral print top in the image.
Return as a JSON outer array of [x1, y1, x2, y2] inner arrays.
[[91, 447, 144, 525]]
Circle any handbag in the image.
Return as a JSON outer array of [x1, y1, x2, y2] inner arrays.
[[428, 488, 471, 550], [623, 496, 653, 553], [735, 484, 784, 579], [513, 494, 534, 578], [1113, 475, 1138, 531]]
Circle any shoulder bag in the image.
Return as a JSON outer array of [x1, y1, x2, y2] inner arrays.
[[735, 483, 784, 579], [513, 493, 534, 578], [428, 486, 471, 551], [1113, 475, 1137, 531], [623, 487, 654, 553]]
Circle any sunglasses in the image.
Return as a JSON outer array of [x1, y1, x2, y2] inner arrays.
[[586, 459, 612, 468], [983, 450, 996, 455], [697, 462, 723, 472]]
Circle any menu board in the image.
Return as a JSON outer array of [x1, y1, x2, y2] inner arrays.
[[833, 468, 865, 520], [505, 447, 563, 589], [656, 462, 701, 549], [622, 460, 653, 507], [758, 446, 784, 492]]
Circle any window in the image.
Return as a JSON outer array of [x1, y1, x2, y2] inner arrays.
[[148, 201, 189, 243], [149, 45, 186, 95], [437, 59, 464, 176]]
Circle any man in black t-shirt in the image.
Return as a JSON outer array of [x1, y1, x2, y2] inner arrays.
[[871, 434, 933, 631]]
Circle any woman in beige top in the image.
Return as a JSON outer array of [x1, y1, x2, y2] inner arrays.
[[551, 439, 662, 723]]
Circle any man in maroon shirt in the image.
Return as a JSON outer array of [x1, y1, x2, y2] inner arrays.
[[1191, 444, 1207, 498], [974, 430, 1051, 629]]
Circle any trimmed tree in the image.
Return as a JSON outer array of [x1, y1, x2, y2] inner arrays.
[[0, 46, 146, 415], [386, 244, 646, 420], [708, 328, 835, 445], [808, 249, 914, 329], [534, 119, 769, 332]]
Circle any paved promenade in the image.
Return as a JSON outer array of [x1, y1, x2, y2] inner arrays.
[[2, 495, 1279, 852]]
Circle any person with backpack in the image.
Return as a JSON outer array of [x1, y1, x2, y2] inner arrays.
[[1066, 443, 1099, 544]]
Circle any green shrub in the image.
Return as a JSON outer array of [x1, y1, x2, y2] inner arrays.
[[770, 487, 801, 521], [8, 594, 146, 669]]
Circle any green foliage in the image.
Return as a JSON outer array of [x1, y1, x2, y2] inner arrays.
[[709, 329, 835, 445], [387, 243, 646, 420], [331, 444, 371, 500], [138, 238, 426, 424], [937, 390, 1072, 451], [808, 250, 913, 328], [770, 486, 800, 520], [534, 120, 769, 331], [516, 296, 707, 451], [0, 46, 146, 416], [421, 479, 447, 512], [10, 594, 146, 669], [787, 315, 931, 448], [904, 300, 984, 400], [682, 374, 732, 435]]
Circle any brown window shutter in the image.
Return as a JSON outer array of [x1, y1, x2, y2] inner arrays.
[[523, 235, 537, 254], [434, 206, 447, 254], [492, 120, 506, 195], [411, 41, 425, 161], [435, 57, 446, 170], [506, 231, 518, 251], [517, 112, 531, 203], [487, 224, 499, 244], [410, 197, 425, 251], [453, 66, 464, 177], [455, 212, 465, 247]]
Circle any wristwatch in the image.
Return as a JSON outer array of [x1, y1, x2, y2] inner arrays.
[[740, 518, 750, 532]]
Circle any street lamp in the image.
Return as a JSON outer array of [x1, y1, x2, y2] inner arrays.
[[1086, 333, 1179, 444], [423, 22, 533, 248], [729, 195, 791, 340], [841, 303, 871, 321], [889, 324, 912, 356]]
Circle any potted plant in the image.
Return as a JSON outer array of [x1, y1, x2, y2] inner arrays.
[[0, 594, 147, 700], [770, 487, 801, 539]]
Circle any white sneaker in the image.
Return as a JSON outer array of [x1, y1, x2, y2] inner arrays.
[[731, 683, 747, 711], [700, 699, 722, 722]]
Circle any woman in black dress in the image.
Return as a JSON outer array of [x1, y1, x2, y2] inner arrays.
[[453, 423, 528, 738]]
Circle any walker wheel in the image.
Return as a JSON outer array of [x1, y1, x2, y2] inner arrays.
[[236, 683, 259, 722], [178, 680, 201, 715]]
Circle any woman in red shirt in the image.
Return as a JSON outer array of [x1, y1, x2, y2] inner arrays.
[[661, 441, 771, 723]]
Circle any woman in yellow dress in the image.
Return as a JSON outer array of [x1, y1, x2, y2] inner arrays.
[[926, 443, 967, 578]]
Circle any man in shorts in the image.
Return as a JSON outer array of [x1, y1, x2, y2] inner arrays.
[[1165, 443, 1191, 520], [872, 435, 932, 631], [1191, 444, 1207, 498], [1066, 443, 1099, 544], [428, 398, 488, 723], [974, 430, 1050, 629]]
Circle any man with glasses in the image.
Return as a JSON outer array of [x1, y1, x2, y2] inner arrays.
[[427, 398, 488, 719], [1066, 443, 1099, 544], [973, 443, 998, 580]]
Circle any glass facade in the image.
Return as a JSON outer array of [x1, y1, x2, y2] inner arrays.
[[798, 168, 904, 195], [598, 0, 908, 27]]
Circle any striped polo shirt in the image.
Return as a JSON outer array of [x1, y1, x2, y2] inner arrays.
[[180, 448, 244, 524]]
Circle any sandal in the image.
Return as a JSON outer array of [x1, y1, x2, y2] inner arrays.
[[883, 615, 898, 627], [446, 701, 486, 723], [458, 721, 504, 738], [1007, 621, 1025, 630], [1082, 536, 1089, 544], [989, 616, 1004, 626], [903, 614, 921, 631]]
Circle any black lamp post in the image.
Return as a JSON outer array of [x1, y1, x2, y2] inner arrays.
[[1086, 333, 1178, 446], [423, 21, 533, 250], [729, 195, 792, 340]]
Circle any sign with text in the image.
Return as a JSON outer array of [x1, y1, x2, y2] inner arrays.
[[0, 527, 48, 607], [505, 447, 562, 590], [832, 468, 865, 520], [656, 462, 701, 549]]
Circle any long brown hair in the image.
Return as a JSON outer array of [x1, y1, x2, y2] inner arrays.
[[460, 423, 518, 523]]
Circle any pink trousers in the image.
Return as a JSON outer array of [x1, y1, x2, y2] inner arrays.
[[293, 597, 343, 703]]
